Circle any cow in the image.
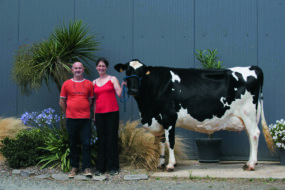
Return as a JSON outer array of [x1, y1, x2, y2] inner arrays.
[[114, 59, 274, 171]]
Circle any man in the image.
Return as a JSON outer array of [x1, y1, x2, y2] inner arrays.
[[59, 62, 94, 178]]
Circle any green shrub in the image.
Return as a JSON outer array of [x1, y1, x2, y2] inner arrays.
[[0, 128, 47, 168], [37, 122, 97, 172], [195, 49, 223, 69]]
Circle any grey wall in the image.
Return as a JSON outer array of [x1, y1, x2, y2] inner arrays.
[[1, 0, 284, 160]]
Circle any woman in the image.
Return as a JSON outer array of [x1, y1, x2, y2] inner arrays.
[[93, 58, 124, 176]]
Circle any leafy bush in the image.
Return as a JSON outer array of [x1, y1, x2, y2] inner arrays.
[[1, 108, 98, 171], [195, 49, 223, 69], [0, 128, 47, 168], [37, 122, 98, 172], [21, 108, 97, 172]]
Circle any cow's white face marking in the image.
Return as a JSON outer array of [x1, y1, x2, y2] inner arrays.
[[130, 61, 143, 70], [170, 71, 181, 83], [175, 91, 256, 134], [234, 88, 238, 91], [230, 67, 257, 82]]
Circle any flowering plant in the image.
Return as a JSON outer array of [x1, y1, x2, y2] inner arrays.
[[269, 119, 285, 150], [20, 108, 98, 172], [21, 108, 61, 129]]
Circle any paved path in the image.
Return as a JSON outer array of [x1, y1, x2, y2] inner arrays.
[[152, 160, 285, 179], [1, 160, 285, 190]]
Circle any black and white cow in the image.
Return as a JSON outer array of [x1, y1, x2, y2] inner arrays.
[[115, 59, 274, 171]]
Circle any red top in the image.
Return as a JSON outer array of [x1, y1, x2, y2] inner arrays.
[[60, 79, 94, 118], [94, 80, 119, 113]]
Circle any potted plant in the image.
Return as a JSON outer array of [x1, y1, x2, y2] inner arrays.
[[269, 119, 285, 165], [194, 48, 223, 163]]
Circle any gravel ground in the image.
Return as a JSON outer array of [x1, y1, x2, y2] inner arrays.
[[1, 159, 285, 190]]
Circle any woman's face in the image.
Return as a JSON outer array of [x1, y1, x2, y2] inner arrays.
[[96, 61, 108, 75]]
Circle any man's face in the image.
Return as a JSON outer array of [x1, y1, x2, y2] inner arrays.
[[71, 62, 84, 77]]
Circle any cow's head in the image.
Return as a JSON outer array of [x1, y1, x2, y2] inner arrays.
[[114, 59, 151, 96]]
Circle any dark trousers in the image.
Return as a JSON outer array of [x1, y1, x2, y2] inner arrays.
[[95, 111, 119, 172], [66, 118, 91, 171]]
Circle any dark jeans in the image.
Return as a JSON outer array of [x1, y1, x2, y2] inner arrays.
[[66, 118, 91, 171], [95, 111, 119, 172]]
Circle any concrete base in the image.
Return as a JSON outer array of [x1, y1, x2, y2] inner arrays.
[[151, 160, 284, 179]]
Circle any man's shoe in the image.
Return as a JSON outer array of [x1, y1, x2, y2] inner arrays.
[[68, 168, 78, 178], [110, 170, 119, 176], [83, 168, 92, 177], [94, 170, 103, 176]]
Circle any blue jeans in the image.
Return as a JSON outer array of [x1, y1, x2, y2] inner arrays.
[[66, 118, 91, 171]]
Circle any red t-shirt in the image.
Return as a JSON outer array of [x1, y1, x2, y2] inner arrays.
[[94, 80, 119, 113], [60, 79, 94, 118]]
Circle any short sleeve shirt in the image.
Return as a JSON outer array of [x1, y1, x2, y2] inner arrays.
[[60, 79, 94, 118]]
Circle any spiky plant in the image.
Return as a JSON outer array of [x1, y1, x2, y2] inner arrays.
[[118, 120, 188, 170], [12, 19, 99, 95], [119, 121, 160, 170]]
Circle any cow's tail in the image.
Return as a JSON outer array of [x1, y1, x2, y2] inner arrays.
[[259, 69, 275, 153]]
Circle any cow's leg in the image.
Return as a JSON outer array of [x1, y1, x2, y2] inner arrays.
[[243, 118, 260, 171], [157, 134, 166, 169], [165, 126, 176, 172]]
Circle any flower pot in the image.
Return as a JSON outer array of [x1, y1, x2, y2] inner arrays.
[[195, 138, 222, 163], [279, 148, 285, 165]]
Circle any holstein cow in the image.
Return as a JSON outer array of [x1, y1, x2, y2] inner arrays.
[[114, 59, 274, 171]]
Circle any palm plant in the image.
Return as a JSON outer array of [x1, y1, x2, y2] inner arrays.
[[12, 19, 99, 95]]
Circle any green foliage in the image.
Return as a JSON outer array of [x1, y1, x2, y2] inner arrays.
[[195, 49, 223, 69], [0, 128, 47, 168], [37, 123, 98, 172], [12, 19, 99, 95], [37, 126, 71, 172]]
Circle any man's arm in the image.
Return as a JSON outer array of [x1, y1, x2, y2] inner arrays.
[[59, 98, 67, 113]]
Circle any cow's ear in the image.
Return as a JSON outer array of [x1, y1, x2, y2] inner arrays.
[[145, 66, 153, 75], [114, 63, 126, 72]]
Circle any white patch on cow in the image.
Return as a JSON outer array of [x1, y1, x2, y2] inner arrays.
[[220, 97, 230, 108], [164, 126, 172, 143], [143, 117, 163, 133], [170, 71, 181, 83], [130, 60, 143, 70], [172, 88, 175, 91], [230, 67, 257, 82], [234, 88, 238, 91], [175, 91, 256, 134], [167, 148, 176, 169]]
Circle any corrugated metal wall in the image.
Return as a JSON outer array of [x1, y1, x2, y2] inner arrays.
[[1, 0, 284, 160]]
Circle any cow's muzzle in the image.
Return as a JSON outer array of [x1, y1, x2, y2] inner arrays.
[[128, 88, 139, 96]]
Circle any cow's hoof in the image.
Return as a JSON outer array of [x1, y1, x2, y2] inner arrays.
[[166, 167, 174, 172], [242, 164, 255, 171], [157, 164, 165, 169]]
